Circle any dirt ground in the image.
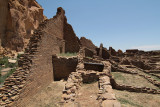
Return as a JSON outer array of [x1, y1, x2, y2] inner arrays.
[[113, 89, 160, 107], [27, 81, 100, 107], [74, 82, 100, 107], [26, 81, 66, 107]]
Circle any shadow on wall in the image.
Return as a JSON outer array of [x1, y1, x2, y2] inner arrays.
[[84, 62, 104, 72], [52, 55, 78, 81]]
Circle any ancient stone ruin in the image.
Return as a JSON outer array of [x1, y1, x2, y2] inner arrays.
[[0, 0, 160, 107]]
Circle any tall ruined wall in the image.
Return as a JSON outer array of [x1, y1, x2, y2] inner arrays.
[[44, 8, 64, 40], [44, 7, 80, 53], [0, 0, 46, 51], [64, 20, 80, 53], [0, 6, 82, 106], [80, 37, 97, 51], [13, 31, 60, 107], [0, 7, 73, 107]]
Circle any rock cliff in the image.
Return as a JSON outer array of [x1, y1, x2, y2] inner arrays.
[[0, 0, 46, 52]]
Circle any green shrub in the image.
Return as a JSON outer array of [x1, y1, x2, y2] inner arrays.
[[0, 56, 9, 67], [0, 56, 18, 84], [0, 68, 16, 84], [17, 53, 22, 59]]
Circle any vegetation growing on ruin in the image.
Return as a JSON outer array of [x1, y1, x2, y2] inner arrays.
[[0, 56, 19, 84], [86, 56, 92, 59], [57, 52, 77, 57]]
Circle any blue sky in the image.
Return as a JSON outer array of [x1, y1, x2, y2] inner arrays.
[[37, 0, 160, 51]]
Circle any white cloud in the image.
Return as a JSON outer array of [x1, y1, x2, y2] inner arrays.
[[131, 45, 160, 51]]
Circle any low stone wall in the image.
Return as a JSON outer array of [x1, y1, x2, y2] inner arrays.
[[52, 55, 78, 81], [62, 71, 82, 103], [62, 60, 121, 107], [145, 70, 160, 73], [98, 75, 121, 107], [111, 66, 138, 74], [111, 78, 160, 94], [112, 65, 160, 87], [138, 74, 160, 87], [62, 70, 105, 103], [83, 57, 102, 63], [149, 73, 160, 79], [82, 71, 99, 83]]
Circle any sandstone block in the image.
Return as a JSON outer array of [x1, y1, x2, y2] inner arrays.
[[65, 83, 75, 89], [2, 96, 7, 101], [101, 93, 116, 100], [62, 94, 70, 100]]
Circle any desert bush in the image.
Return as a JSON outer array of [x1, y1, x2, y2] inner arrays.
[[0, 55, 20, 84], [0, 68, 16, 84]]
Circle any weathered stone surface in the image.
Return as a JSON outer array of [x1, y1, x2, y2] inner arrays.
[[0, 0, 46, 51], [101, 93, 116, 100], [80, 37, 97, 51], [109, 47, 117, 56], [52, 55, 78, 81], [44, 7, 80, 53], [96, 44, 110, 59], [77, 63, 84, 70], [65, 83, 75, 89]]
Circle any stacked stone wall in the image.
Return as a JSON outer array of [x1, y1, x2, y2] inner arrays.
[[111, 78, 160, 94], [0, 7, 75, 106], [52, 55, 78, 81], [64, 22, 80, 53], [84, 48, 94, 58]]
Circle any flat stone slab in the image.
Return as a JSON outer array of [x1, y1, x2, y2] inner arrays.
[[8, 59, 17, 63], [1, 68, 12, 72], [101, 93, 116, 100], [84, 62, 104, 72]]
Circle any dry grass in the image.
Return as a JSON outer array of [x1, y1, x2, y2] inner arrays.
[[26, 81, 66, 107], [57, 52, 77, 57], [112, 72, 159, 89], [114, 89, 160, 107]]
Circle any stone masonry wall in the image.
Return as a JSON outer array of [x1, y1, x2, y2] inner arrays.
[[43, 8, 64, 40], [44, 7, 80, 53], [14, 31, 61, 106], [80, 37, 97, 52], [52, 55, 78, 81], [0, 7, 72, 106], [64, 20, 80, 53], [84, 48, 94, 58]]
